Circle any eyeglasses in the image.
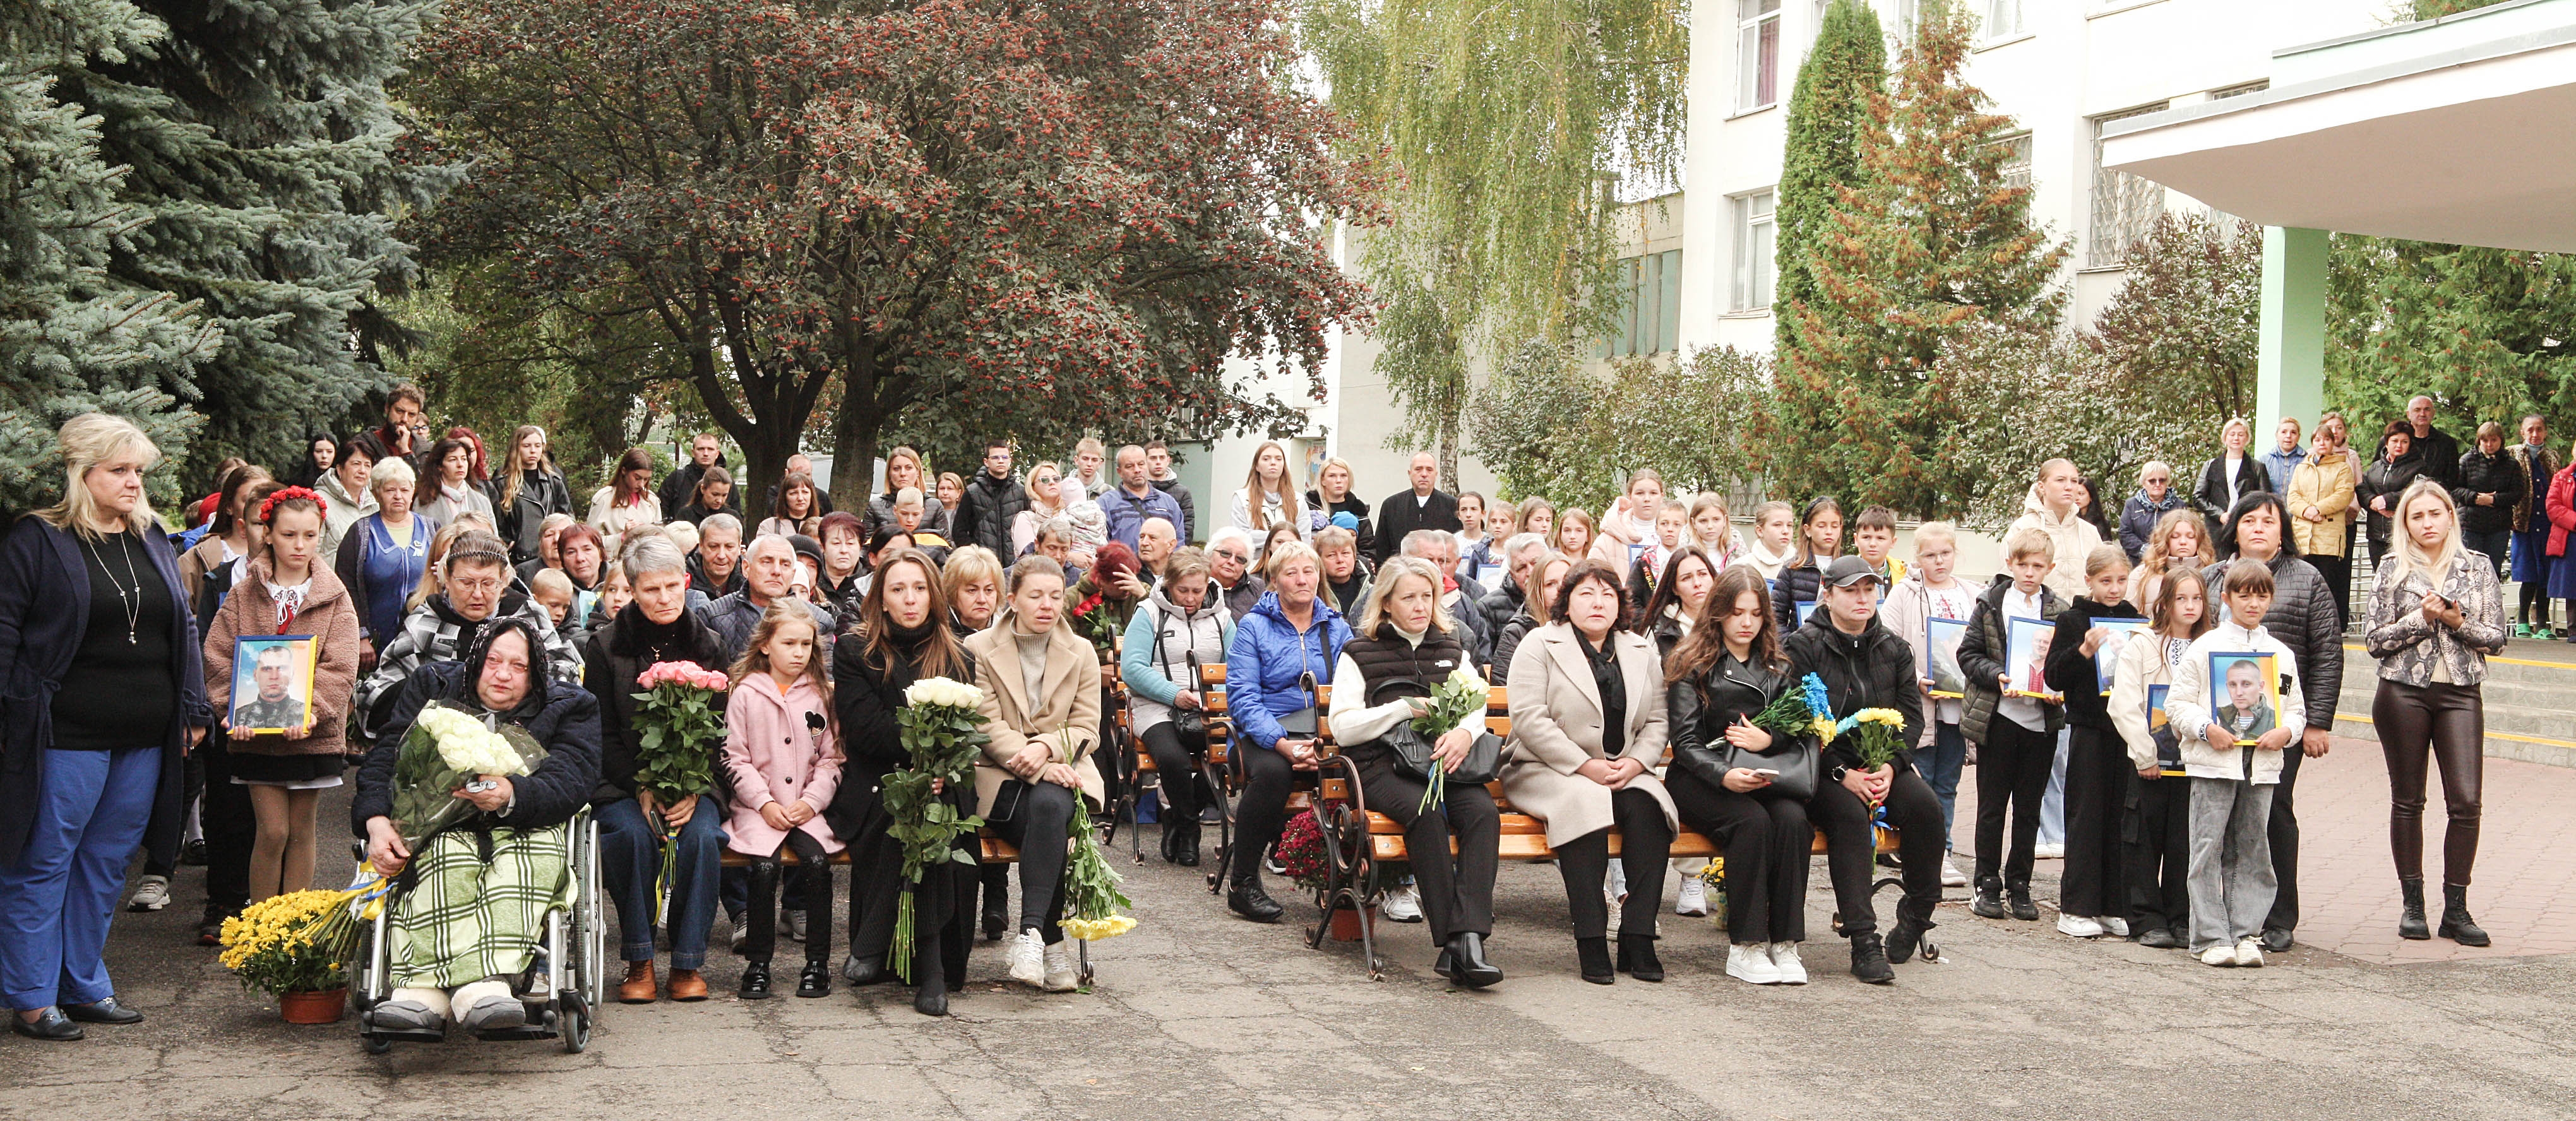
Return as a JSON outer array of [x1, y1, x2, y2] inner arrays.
[[1213, 549, 1249, 562]]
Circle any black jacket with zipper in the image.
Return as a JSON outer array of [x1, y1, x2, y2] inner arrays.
[[2042, 596, 2142, 733], [1770, 558, 1825, 633], [2454, 448, 2527, 537], [1782, 614, 1924, 771], [1666, 652, 1809, 793], [1955, 573, 2063, 744]]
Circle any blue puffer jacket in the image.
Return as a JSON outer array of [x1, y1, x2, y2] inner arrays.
[[1223, 591, 1352, 752]]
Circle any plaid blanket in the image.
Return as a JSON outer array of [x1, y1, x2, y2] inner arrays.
[[388, 826, 572, 989]]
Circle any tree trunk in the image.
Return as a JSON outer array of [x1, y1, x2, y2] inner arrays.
[[828, 336, 882, 514]]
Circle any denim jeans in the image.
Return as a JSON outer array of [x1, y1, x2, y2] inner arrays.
[[0, 747, 159, 1011], [1912, 721, 1967, 850], [595, 794, 726, 970]]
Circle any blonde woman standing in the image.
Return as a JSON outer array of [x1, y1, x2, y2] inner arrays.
[[2365, 482, 2504, 947]]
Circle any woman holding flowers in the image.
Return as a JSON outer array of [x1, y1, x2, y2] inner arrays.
[[0, 415, 210, 1041], [965, 556, 1102, 993], [721, 605, 843, 1000], [353, 618, 600, 1035], [1325, 555, 1504, 988], [1662, 566, 1815, 985], [1503, 559, 1677, 986], [579, 535, 730, 1004], [203, 487, 362, 903], [830, 549, 981, 1016]]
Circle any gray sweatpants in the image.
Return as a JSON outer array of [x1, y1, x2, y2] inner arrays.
[[2186, 766, 2277, 954]]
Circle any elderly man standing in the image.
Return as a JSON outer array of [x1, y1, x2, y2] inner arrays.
[[2376, 396, 2463, 490], [1102, 445, 1185, 552], [1135, 517, 1178, 585], [1371, 453, 1459, 567], [697, 535, 836, 665], [689, 514, 749, 600], [1477, 532, 1551, 636], [1205, 527, 1267, 619]]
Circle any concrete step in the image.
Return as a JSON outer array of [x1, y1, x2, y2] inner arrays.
[[2333, 641, 2576, 768]]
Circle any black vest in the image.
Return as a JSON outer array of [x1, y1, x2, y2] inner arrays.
[[1340, 625, 1468, 771]]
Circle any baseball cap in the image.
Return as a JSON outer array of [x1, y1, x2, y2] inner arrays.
[[1821, 555, 1882, 588]]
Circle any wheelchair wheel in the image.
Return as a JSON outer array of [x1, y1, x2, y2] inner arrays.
[[561, 992, 590, 1053], [363, 1035, 393, 1056]]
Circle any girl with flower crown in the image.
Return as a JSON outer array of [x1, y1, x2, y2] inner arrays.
[[204, 485, 362, 903]]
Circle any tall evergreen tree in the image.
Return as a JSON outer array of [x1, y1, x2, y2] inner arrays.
[[1760, 0, 2068, 516], [1, 0, 220, 513], [1772, 0, 1886, 357], [45, 0, 451, 490]]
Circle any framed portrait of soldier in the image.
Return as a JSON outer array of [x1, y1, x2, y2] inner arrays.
[[1926, 617, 1970, 699], [2205, 651, 2281, 747], [230, 636, 318, 735]]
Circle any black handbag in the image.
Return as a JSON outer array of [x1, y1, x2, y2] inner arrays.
[[1714, 668, 1818, 800], [1167, 641, 1207, 753], [1374, 680, 1503, 786]]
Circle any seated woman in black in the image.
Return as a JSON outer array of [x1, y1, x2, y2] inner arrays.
[[1664, 566, 1813, 985], [1324, 555, 1504, 988]]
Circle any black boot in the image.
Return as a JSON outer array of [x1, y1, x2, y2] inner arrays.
[[796, 961, 832, 998], [1886, 912, 1933, 964], [2397, 877, 2431, 940], [1849, 933, 1893, 984], [1448, 932, 1502, 988], [1971, 877, 2005, 920], [842, 953, 886, 986], [2006, 882, 2039, 922], [737, 961, 773, 1000], [2439, 884, 2490, 947], [1227, 875, 1284, 923], [914, 968, 949, 1017], [980, 869, 1010, 942], [1575, 936, 1614, 985], [1172, 821, 1200, 867], [1617, 934, 1663, 982]]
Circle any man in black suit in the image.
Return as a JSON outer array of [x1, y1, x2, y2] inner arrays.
[[1371, 452, 1459, 566]]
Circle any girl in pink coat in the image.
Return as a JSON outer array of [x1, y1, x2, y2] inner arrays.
[[722, 606, 844, 999]]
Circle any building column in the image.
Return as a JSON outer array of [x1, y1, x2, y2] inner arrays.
[[2257, 225, 2328, 434]]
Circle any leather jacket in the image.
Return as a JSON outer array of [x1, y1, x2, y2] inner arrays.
[[1666, 653, 1798, 792]]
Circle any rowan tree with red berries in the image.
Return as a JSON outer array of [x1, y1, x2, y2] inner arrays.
[[408, 0, 1382, 503]]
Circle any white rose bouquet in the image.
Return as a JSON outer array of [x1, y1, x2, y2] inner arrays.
[[386, 699, 547, 848], [886, 677, 991, 982]]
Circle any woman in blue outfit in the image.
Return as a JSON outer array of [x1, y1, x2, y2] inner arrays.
[[0, 414, 212, 1041], [333, 454, 441, 651]]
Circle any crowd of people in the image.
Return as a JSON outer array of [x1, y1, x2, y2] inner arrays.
[[0, 387, 2544, 1039]]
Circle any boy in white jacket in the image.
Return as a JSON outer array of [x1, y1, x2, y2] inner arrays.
[[2165, 559, 2306, 968]]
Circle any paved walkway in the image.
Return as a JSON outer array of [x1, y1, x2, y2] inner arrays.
[[4, 735, 2573, 1119]]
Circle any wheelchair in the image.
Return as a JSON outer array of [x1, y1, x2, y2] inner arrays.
[[349, 809, 607, 1054]]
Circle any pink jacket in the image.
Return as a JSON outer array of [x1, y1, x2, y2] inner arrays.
[[722, 674, 844, 857]]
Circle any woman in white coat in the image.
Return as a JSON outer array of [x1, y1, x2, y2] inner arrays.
[[1503, 559, 1676, 985]]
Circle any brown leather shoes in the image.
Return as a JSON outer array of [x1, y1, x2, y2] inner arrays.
[[666, 968, 709, 1002], [618, 961, 657, 1004]]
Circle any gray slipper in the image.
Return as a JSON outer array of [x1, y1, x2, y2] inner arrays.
[[454, 993, 526, 1032], [369, 1000, 444, 1032]]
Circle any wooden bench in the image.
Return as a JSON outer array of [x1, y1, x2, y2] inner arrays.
[[717, 836, 1019, 867]]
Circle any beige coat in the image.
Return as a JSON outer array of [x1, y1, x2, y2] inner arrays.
[[1501, 623, 1676, 846], [2008, 486, 2104, 603], [965, 622, 1105, 816], [2286, 450, 2356, 559]]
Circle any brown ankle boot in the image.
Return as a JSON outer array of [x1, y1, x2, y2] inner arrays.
[[618, 961, 657, 1004], [666, 968, 710, 1002]]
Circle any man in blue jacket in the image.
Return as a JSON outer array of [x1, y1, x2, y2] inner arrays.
[[1102, 446, 1186, 552], [1221, 550, 1351, 923]]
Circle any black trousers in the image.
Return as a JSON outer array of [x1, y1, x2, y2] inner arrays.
[[1140, 721, 1202, 822], [2060, 725, 2129, 917], [1231, 745, 1297, 884], [1666, 769, 1808, 944], [2309, 553, 2352, 627], [1553, 787, 1671, 940], [143, 750, 205, 878], [1974, 716, 2053, 890], [1359, 766, 1498, 945], [198, 735, 255, 917], [2124, 771, 2189, 934], [989, 780, 1075, 944], [2268, 738, 2306, 935], [744, 831, 833, 964], [2374, 679, 2485, 886], [1809, 768, 1943, 939], [849, 817, 974, 988]]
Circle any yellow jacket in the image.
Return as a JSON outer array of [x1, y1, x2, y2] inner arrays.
[[2287, 449, 2356, 558]]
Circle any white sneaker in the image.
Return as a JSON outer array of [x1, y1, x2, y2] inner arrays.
[[1383, 881, 1424, 923], [1674, 877, 1709, 917], [1606, 863, 1628, 906], [1939, 855, 1969, 889], [1008, 928, 1047, 988], [1041, 939, 1079, 992], [2234, 939, 2264, 968], [1768, 942, 1808, 985], [2034, 842, 2065, 860], [1724, 943, 1782, 985], [127, 874, 170, 912], [2199, 945, 2236, 967], [2102, 916, 2130, 937], [2056, 913, 2105, 939]]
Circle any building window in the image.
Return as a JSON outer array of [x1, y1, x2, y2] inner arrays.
[[1983, 0, 2023, 39], [1739, 0, 1782, 111], [2089, 102, 2171, 267], [1602, 249, 1684, 357], [1731, 191, 1777, 312], [1995, 131, 2032, 190]]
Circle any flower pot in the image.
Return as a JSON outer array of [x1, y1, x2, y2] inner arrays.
[[1328, 906, 1376, 943], [278, 987, 348, 1024]]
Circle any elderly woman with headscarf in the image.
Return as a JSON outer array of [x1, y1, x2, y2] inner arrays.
[[352, 618, 600, 1035]]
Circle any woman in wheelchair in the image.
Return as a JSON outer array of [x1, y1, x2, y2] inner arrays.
[[1325, 555, 1504, 988], [352, 618, 601, 1034]]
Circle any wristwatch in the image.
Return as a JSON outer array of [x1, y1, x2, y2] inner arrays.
[[1828, 764, 1849, 785]]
